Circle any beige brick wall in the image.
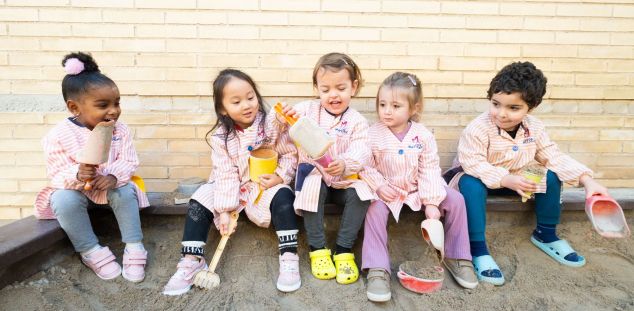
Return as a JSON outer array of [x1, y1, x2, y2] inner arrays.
[[1, 1, 633, 219]]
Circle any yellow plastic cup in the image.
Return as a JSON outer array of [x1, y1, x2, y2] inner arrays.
[[521, 170, 544, 203], [249, 148, 278, 183]]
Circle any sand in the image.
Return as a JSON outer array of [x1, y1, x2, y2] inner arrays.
[[1, 210, 633, 311]]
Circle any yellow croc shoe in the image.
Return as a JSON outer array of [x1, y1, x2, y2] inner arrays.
[[309, 249, 336, 280], [333, 253, 359, 285]]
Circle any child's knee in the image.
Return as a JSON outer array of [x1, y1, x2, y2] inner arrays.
[[50, 189, 87, 214], [459, 175, 487, 197], [546, 170, 562, 190], [108, 183, 137, 204]]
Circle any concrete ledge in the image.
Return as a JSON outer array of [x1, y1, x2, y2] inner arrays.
[[1, 188, 632, 289]]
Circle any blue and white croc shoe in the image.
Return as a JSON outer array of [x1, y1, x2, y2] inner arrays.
[[472, 255, 505, 286], [531, 236, 586, 268]]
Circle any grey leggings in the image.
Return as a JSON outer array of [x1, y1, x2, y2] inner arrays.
[[302, 182, 370, 249]]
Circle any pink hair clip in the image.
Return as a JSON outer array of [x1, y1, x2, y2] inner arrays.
[[64, 58, 85, 75]]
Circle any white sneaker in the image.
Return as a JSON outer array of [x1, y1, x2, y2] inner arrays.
[[277, 252, 301, 292]]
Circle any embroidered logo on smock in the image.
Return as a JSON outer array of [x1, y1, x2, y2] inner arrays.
[[522, 137, 535, 144], [407, 135, 423, 149], [334, 120, 349, 135], [254, 127, 271, 146]]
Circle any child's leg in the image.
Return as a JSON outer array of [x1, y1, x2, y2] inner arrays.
[[331, 188, 370, 285], [438, 186, 479, 289], [163, 199, 213, 295], [532, 171, 584, 266], [108, 183, 147, 282], [458, 174, 504, 284], [270, 188, 299, 255], [181, 199, 214, 257], [270, 188, 301, 292], [533, 170, 562, 241], [50, 189, 98, 253], [332, 188, 371, 253], [107, 183, 143, 246], [51, 189, 121, 280], [302, 182, 328, 250], [457, 174, 489, 255], [439, 186, 471, 261], [361, 200, 391, 273]]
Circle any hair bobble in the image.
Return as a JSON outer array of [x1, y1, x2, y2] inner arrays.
[[407, 75, 417, 86], [64, 58, 85, 75]]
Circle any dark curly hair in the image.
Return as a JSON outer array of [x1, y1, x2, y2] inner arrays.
[[487, 61, 547, 109], [61, 52, 116, 101]]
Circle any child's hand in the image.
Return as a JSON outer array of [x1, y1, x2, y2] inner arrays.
[[218, 212, 237, 236], [275, 102, 299, 124], [580, 174, 609, 199], [376, 184, 400, 202], [258, 173, 283, 189], [77, 163, 97, 182], [425, 205, 441, 220], [501, 174, 537, 200], [92, 174, 117, 191], [324, 159, 346, 176]]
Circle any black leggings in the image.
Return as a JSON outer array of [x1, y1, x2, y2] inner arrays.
[[182, 188, 297, 253]]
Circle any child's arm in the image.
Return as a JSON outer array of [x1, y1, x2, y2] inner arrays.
[[43, 135, 87, 190], [417, 133, 447, 219], [534, 127, 606, 197], [338, 119, 371, 177], [458, 129, 510, 189], [210, 134, 241, 214], [360, 154, 402, 201], [102, 125, 138, 189]]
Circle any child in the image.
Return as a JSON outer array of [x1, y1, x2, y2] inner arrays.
[[445, 61, 609, 285], [283, 52, 373, 285], [162, 69, 300, 295], [34, 52, 149, 282], [360, 72, 477, 302]]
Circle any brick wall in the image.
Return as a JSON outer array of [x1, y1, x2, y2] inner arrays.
[[1, 1, 633, 219]]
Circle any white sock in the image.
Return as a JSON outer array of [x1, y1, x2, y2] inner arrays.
[[81, 244, 103, 258], [125, 242, 145, 252]]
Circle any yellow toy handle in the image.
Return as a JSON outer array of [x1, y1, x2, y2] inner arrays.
[[274, 102, 298, 126]]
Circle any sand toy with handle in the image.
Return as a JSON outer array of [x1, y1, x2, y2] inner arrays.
[[585, 194, 630, 238], [421, 219, 445, 261], [76, 120, 115, 191], [274, 102, 334, 164], [193, 210, 239, 289]]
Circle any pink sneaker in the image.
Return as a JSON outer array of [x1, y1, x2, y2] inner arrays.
[[81, 246, 121, 280], [122, 248, 147, 283], [163, 257, 207, 296], [277, 252, 301, 292]]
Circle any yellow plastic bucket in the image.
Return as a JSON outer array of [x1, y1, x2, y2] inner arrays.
[[249, 148, 278, 183]]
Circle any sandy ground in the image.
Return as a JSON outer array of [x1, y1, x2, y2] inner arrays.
[[1, 210, 633, 311]]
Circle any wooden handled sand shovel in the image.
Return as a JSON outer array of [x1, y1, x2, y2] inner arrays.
[[77, 120, 115, 191], [193, 210, 239, 289]]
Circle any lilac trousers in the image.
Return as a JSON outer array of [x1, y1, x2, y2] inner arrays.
[[361, 186, 472, 274]]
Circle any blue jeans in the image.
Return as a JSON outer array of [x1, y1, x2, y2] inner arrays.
[[50, 183, 143, 252], [458, 170, 562, 242]]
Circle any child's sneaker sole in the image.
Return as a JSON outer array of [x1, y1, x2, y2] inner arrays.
[[367, 291, 391, 302], [277, 279, 301, 292], [163, 285, 192, 296]]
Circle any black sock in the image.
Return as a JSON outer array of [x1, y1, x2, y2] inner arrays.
[[335, 244, 351, 255], [276, 229, 298, 255], [533, 223, 559, 243]]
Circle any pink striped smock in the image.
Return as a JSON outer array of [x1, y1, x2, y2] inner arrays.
[[447, 112, 593, 192], [191, 110, 297, 228], [291, 100, 374, 213], [34, 118, 149, 219], [361, 121, 447, 222]]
